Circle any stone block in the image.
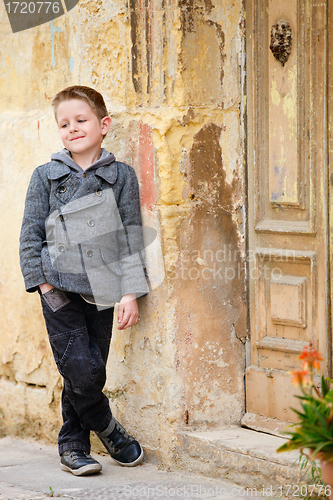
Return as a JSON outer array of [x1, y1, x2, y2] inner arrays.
[[0, 378, 26, 429], [25, 386, 61, 425], [175, 427, 303, 488]]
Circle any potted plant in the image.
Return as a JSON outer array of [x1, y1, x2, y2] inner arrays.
[[277, 342, 333, 498]]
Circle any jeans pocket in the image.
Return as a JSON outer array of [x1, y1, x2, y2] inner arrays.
[[52, 330, 98, 389], [42, 288, 71, 312]]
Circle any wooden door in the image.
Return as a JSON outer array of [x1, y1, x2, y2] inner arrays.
[[243, 0, 329, 432]]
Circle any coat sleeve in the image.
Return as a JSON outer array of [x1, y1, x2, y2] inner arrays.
[[116, 165, 149, 298], [19, 168, 50, 292]]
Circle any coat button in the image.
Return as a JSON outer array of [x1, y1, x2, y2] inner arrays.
[[59, 215, 66, 222], [83, 173, 86, 178], [95, 189, 102, 196], [58, 244, 66, 252], [87, 219, 95, 227], [58, 186, 67, 193], [86, 249, 93, 257]]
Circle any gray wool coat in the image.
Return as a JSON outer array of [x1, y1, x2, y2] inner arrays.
[[19, 148, 149, 304]]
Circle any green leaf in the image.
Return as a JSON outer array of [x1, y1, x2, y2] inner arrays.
[[321, 375, 329, 397]]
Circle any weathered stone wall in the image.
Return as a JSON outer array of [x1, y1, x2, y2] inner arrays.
[[0, 0, 246, 464]]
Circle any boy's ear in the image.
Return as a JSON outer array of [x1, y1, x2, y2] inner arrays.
[[101, 116, 112, 136]]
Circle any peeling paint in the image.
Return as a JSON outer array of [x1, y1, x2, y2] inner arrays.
[[271, 79, 281, 106], [172, 123, 246, 426], [50, 21, 63, 67]]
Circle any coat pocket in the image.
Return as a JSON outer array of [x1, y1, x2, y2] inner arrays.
[[41, 288, 71, 312]]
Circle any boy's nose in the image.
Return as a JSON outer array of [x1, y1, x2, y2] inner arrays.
[[69, 123, 78, 133]]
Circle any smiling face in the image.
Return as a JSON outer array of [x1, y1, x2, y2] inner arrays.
[[56, 99, 110, 156]]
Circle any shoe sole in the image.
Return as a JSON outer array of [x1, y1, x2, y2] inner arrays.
[[111, 446, 144, 467], [61, 463, 102, 476]]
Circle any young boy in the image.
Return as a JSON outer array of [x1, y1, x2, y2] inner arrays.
[[19, 86, 149, 476]]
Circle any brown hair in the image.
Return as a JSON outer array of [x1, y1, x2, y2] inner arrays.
[[52, 85, 109, 122]]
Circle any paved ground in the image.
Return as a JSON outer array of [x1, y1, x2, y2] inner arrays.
[[0, 436, 289, 500]]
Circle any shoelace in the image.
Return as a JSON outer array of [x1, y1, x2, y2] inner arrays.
[[69, 451, 90, 460], [104, 423, 134, 453], [114, 422, 130, 439]]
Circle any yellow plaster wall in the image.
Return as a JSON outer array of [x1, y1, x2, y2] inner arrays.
[[0, 0, 246, 464]]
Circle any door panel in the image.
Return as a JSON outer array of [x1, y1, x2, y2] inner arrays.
[[245, 0, 328, 426]]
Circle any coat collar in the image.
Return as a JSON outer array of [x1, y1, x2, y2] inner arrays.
[[47, 161, 118, 184], [47, 162, 71, 180], [94, 164, 118, 185]]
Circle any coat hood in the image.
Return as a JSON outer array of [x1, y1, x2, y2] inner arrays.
[[51, 148, 116, 174]]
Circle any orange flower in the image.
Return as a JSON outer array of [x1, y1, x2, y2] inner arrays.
[[291, 368, 312, 387], [299, 342, 323, 373]]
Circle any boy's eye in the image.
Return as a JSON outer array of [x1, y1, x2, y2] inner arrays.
[[61, 124, 68, 128], [78, 119, 86, 123]]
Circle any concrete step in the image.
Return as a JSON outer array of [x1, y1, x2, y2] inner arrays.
[[175, 426, 309, 490]]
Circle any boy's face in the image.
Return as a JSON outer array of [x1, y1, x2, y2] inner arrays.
[[56, 99, 110, 155]]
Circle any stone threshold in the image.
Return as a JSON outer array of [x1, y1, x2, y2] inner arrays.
[[174, 426, 308, 489]]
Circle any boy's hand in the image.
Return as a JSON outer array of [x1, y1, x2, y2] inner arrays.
[[39, 283, 55, 294], [117, 294, 139, 330]]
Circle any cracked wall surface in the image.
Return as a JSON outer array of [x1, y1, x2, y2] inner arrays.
[[0, 0, 246, 464]]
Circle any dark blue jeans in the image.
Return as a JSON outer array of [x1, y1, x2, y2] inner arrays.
[[40, 288, 114, 455]]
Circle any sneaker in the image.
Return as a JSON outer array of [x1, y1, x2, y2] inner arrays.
[[60, 450, 102, 476], [96, 417, 144, 467]]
